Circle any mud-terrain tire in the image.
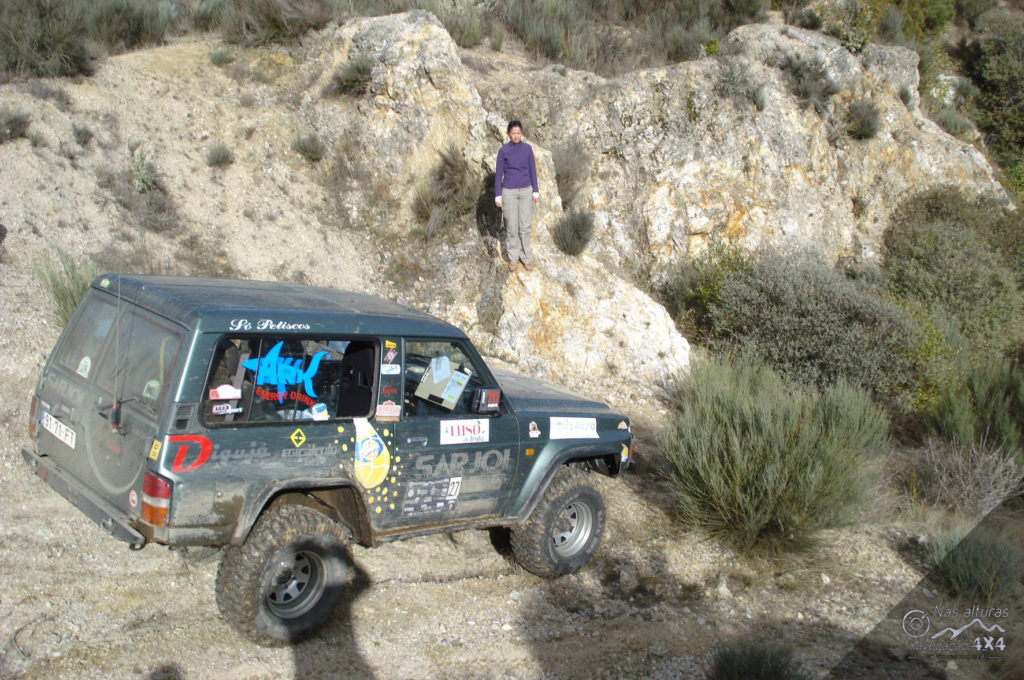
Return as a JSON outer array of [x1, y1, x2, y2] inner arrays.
[[215, 504, 352, 646], [510, 466, 606, 578]]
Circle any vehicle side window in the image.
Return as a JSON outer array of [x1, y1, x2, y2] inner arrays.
[[55, 295, 117, 380], [202, 336, 377, 427], [95, 309, 183, 412], [403, 340, 483, 418]]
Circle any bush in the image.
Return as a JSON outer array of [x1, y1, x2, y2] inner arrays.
[[37, 249, 100, 325], [778, 56, 839, 114], [660, 355, 888, 552], [930, 530, 1024, 602], [552, 209, 594, 256], [877, 6, 906, 43], [707, 640, 809, 680], [322, 54, 374, 98], [0, 109, 31, 144], [705, 251, 927, 410], [206, 142, 235, 167], [25, 82, 71, 111], [961, 9, 1024, 167], [86, 0, 169, 53], [292, 133, 325, 162], [209, 47, 234, 66], [932, 106, 972, 136], [922, 436, 1024, 516], [0, 0, 93, 79], [73, 124, 94, 147], [99, 145, 181, 235], [216, 0, 337, 45], [413, 145, 480, 239], [657, 242, 752, 338], [885, 189, 1024, 359], [895, 0, 956, 37], [846, 99, 881, 139], [552, 140, 589, 209], [925, 361, 1024, 458]]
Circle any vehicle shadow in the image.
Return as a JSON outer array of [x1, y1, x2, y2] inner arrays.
[[291, 559, 375, 680]]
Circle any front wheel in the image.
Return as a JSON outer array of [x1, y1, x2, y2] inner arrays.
[[215, 504, 352, 646], [510, 466, 607, 578]]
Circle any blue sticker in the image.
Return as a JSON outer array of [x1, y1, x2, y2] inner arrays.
[[242, 341, 328, 402]]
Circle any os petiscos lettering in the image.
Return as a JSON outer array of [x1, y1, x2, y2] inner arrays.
[[242, 341, 327, 402], [229, 318, 312, 331]]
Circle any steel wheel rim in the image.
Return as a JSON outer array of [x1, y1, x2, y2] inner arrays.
[[266, 550, 327, 619], [552, 500, 593, 557]]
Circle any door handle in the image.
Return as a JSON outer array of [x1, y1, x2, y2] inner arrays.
[[406, 436, 428, 445]]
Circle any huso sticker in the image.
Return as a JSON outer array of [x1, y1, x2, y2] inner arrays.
[[440, 419, 489, 445], [354, 418, 391, 488]]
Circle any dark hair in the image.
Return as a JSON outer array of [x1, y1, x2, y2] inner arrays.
[[507, 120, 522, 134]]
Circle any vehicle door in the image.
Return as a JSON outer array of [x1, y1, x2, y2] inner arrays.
[[36, 293, 184, 511], [383, 338, 519, 530]]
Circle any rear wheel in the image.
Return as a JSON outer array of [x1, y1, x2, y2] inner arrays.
[[216, 504, 352, 646], [510, 466, 606, 578]]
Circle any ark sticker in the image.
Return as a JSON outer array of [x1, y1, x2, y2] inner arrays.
[[242, 341, 328, 403]]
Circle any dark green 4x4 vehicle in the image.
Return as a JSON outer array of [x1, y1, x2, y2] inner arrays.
[[23, 275, 633, 645]]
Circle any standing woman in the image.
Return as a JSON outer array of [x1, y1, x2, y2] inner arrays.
[[495, 120, 539, 271]]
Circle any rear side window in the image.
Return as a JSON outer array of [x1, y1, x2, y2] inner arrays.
[[202, 336, 378, 427], [55, 295, 117, 380], [96, 310, 183, 411]]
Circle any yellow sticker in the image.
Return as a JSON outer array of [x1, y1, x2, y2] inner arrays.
[[148, 440, 162, 461], [385, 340, 397, 349], [290, 428, 306, 448]]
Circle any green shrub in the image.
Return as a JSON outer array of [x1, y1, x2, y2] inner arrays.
[[956, 0, 997, 27], [209, 47, 234, 66], [99, 145, 181, 235], [930, 529, 1024, 603], [665, 24, 707, 62], [0, 109, 31, 143], [778, 55, 839, 114], [0, 0, 93, 79], [714, 60, 760, 109], [895, 0, 956, 37], [660, 355, 888, 552], [552, 209, 595, 256], [795, 9, 822, 30], [899, 85, 915, 108], [413, 144, 479, 239], [877, 6, 906, 43], [552, 140, 589, 209], [846, 99, 881, 139], [86, 0, 169, 53], [25, 82, 71, 111], [322, 54, 374, 97], [885, 189, 1024, 358], [706, 251, 927, 410], [37, 249, 100, 325], [961, 9, 1024, 168], [489, 22, 505, 51], [216, 0, 337, 45], [925, 361, 1024, 458], [657, 242, 752, 338], [73, 124, 94, 147], [292, 133, 325, 162], [932, 106, 972, 136], [707, 640, 809, 680], [206, 142, 235, 167]]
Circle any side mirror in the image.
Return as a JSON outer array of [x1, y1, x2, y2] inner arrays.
[[471, 386, 502, 415]]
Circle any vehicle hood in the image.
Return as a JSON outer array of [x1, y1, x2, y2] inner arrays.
[[491, 367, 611, 415]]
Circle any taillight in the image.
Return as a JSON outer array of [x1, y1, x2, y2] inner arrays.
[[28, 396, 38, 439], [141, 472, 172, 527]]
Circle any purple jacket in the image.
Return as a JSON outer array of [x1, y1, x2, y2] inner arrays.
[[495, 140, 538, 195]]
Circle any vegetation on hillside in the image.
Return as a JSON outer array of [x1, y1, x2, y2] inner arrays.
[[6, 0, 1023, 564]]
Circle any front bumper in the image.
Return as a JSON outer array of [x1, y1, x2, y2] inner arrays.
[[22, 448, 147, 547]]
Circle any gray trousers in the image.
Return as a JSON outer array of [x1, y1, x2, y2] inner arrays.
[[502, 186, 534, 265]]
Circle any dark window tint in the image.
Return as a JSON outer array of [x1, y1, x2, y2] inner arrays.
[[96, 309, 183, 412], [55, 295, 117, 380], [202, 336, 377, 427]]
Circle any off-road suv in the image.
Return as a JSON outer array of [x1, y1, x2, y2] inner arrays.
[[23, 275, 633, 645]]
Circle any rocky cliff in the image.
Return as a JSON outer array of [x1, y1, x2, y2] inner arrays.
[[0, 11, 1011, 408]]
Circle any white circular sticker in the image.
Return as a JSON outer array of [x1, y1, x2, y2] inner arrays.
[[128, 490, 138, 508]]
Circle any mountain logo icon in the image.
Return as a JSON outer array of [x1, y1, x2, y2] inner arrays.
[[931, 619, 1005, 640]]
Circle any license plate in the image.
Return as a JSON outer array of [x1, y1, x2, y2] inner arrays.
[[41, 411, 77, 450]]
